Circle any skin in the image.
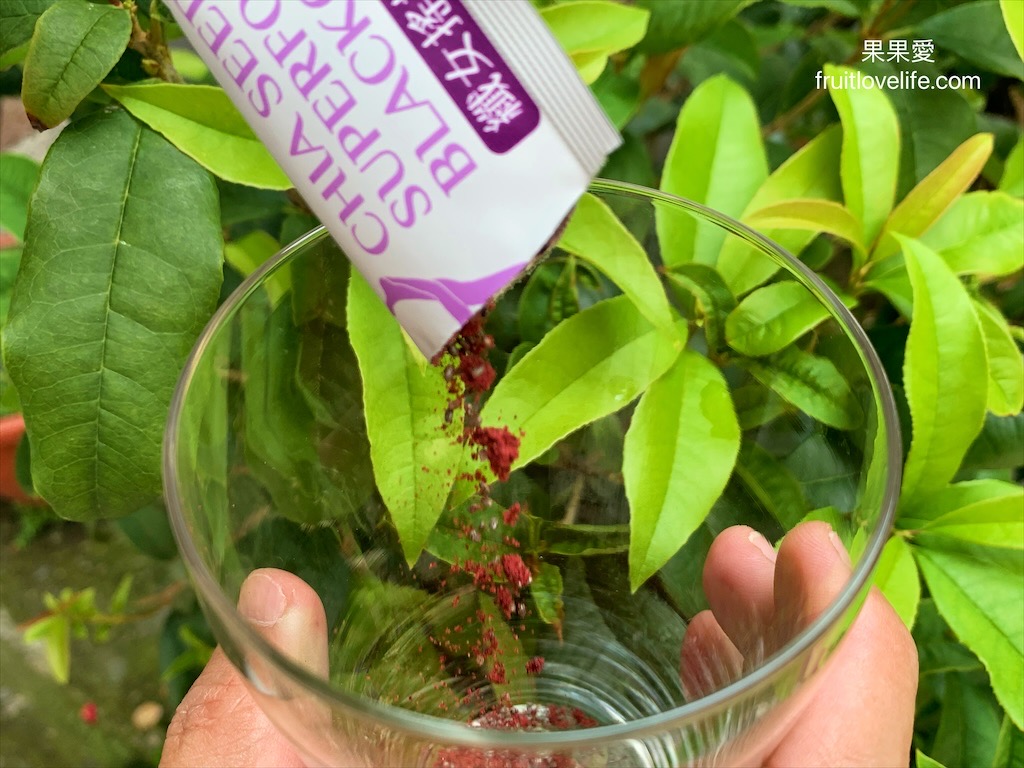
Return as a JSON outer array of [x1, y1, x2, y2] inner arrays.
[[160, 523, 918, 767]]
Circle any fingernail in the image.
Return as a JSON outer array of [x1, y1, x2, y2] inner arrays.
[[829, 530, 852, 568], [240, 572, 288, 627], [748, 530, 777, 562]]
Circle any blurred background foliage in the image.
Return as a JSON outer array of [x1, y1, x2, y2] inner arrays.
[[0, 0, 1021, 765]]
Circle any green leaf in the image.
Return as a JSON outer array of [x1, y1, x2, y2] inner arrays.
[[23, 614, 70, 683], [916, 749, 949, 768], [0, 0, 53, 58], [224, 230, 289, 307], [974, 299, 1024, 417], [931, 670, 1003, 768], [20, 0, 130, 128], [116, 502, 177, 560], [663, 263, 736, 352], [745, 347, 862, 430], [726, 281, 831, 357], [875, 134, 995, 261], [746, 200, 865, 260], [347, 272, 461, 563], [1003, 0, 1024, 62], [624, 350, 739, 591], [921, 192, 1024, 279], [634, 0, 753, 55], [0, 153, 39, 241], [914, 542, 1024, 729], [481, 295, 684, 477], [900, 237, 988, 500], [2, 109, 222, 520], [532, 562, 564, 627], [559, 193, 677, 338], [963, 413, 1024, 471], [871, 536, 920, 629], [735, 443, 807, 529], [994, 715, 1024, 768], [659, 75, 767, 266], [917, 1, 1024, 80], [732, 380, 788, 430], [861, 255, 913, 318], [1001, 138, 1024, 198], [824, 64, 900, 248], [539, 1, 649, 85], [717, 125, 843, 295], [103, 83, 291, 190], [901, 480, 1024, 550]]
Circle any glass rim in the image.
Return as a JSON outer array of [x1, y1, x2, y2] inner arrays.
[[163, 178, 902, 749]]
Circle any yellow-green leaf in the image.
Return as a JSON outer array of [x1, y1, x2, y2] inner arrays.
[[560, 193, 677, 338], [745, 199, 865, 257], [900, 236, 988, 500], [659, 75, 767, 266], [541, 1, 649, 84], [974, 299, 1024, 417], [872, 536, 920, 629], [921, 191, 1024, 278], [1000, 138, 1024, 198], [103, 83, 291, 190], [725, 280, 830, 357], [624, 351, 739, 591], [875, 134, 994, 261], [825, 63, 900, 248], [1003, 0, 1024, 61]]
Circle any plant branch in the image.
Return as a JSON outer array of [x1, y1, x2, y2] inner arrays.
[[125, 0, 183, 83]]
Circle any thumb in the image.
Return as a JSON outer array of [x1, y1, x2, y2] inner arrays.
[[160, 569, 328, 768]]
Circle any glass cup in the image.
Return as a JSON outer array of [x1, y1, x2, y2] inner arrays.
[[164, 180, 900, 767]]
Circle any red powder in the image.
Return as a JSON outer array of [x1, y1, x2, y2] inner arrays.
[[501, 554, 532, 588], [494, 585, 514, 618], [471, 426, 520, 481], [79, 701, 98, 725], [459, 353, 496, 394], [525, 657, 545, 676], [487, 661, 507, 685], [503, 503, 521, 526]]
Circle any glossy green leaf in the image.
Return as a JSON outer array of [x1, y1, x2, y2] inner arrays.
[[1003, 0, 1024, 61], [994, 715, 1024, 768], [540, 1, 649, 85], [871, 535, 920, 629], [963, 413, 1024, 471], [224, 230, 289, 307], [825, 63, 900, 247], [902, 480, 1024, 550], [663, 263, 736, 352], [917, 1, 1024, 80], [746, 200, 865, 260], [1001, 138, 1024, 198], [875, 134, 995, 261], [0, 153, 39, 241], [915, 542, 1024, 729], [532, 562, 564, 627], [624, 350, 740, 590], [920, 192, 1024, 279], [745, 347, 862, 430], [718, 125, 843, 295], [916, 750, 948, 768], [726, 281, 830, 358], [735, 443, 807, 528], [0, 0, 53, 57], [481, 295, 684, 477], [861, 255, 913, 318], [559, 193, 677, 338], [634, 0, 753, 55], [900, 237, 988, 500], [2, 109, 222, 520], [347, 272, 461, 564], [931, 670, 1003, 768], [659, 75, 767, 266], [973, 299, 1024, 417], [103, 83, 291, 190], [20, 0, 130, 128]]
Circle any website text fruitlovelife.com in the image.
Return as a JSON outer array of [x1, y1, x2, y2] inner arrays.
[[815, 69, 981, 92]]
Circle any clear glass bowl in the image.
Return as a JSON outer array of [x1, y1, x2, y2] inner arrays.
[[164, 180, 900, 767]]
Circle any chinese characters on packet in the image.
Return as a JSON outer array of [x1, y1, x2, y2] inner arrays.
[[393, 0, 525, 135], [862, 39, 935, 63]]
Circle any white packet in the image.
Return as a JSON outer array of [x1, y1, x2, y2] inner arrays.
[[167, 0, 621, 356]]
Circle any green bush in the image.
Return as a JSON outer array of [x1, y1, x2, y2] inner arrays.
[[0, 1, 1021, 765]]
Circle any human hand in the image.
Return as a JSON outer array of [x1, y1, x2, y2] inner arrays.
[[681, 522, 919, 767], [161, 523, 917, 768], [159, 569, 329, 768]]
